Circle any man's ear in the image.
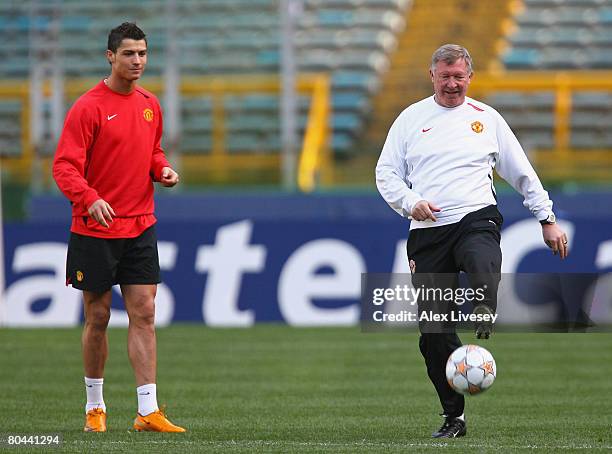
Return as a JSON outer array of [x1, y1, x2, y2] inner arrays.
[[106, 50, 114, 65]]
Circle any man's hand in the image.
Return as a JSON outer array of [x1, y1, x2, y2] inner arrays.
[[542, 223, 569, 260], [411, 200, 442, 221], [88, 199, 115, 228], [160, 167, 179, 187]]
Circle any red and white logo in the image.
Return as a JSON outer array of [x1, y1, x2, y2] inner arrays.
[[471, 121, 484, 133]]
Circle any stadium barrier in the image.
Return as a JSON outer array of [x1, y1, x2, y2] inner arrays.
[[2, 193, 611, 327], [2, 71, 612, 188], [0, 74, 332, 189], [470, 71, 612, 182]]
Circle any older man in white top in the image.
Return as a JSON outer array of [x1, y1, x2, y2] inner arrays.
[[376, 43, 568, 438]]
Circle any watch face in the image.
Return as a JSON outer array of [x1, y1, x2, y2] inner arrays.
[[548, 214, 556, 223]]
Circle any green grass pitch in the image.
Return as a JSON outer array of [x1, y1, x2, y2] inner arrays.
[[1, 325, 611, 452]]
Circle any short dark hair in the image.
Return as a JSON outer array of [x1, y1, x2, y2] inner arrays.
[[107, 22, 147, 53]]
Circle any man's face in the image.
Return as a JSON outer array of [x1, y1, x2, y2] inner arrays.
[[107, 39, 147, 81], [429, 58, 472, 108]]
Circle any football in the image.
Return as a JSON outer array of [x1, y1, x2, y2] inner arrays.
[[445, 344, 496, 395]]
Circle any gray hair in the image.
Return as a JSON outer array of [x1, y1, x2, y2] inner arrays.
[[431, 44, 473, 74]]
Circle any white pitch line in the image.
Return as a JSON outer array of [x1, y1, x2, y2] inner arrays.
[[68, 439, 612, 450]]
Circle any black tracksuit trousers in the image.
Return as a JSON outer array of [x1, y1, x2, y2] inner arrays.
[[406, 205, 503, 417]]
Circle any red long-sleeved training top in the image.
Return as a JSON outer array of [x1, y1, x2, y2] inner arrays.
[[53, 80, 170, 239]]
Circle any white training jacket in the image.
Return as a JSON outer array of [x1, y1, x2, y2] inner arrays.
[[375, 95, 554, 230]]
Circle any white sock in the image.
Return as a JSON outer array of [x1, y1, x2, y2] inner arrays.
[[84, 377, 106, 413], [137, 383, 159, 416]]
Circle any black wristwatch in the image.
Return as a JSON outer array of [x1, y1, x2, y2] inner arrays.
[[539, 213, 556, 225]]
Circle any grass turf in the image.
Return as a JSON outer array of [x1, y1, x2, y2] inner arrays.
[[0, 325, 611, 453]]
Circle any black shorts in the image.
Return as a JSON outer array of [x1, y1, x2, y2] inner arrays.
[[66, 225, 161, 293]]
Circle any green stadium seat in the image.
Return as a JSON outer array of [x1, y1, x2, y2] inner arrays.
[[591, 29, 612, 45], [599, 8, 612, 24], [61, 16, 90, 31], [571, 130, 607, 148], [180, 135, 213, 153], [333, 112, 362, 131], [0, 139, 21, 156], [0, 100, 22, 157], [570, 112, 610, 129], [181, 116, 214, 133], [332, 92, 369, 113], [502, 48, 540, 68], [0, 0, 410, 156], [539, 48, 587, 68], [573, 92, 612, 109], [332, 133, 353, 151], [0, 100, 21, 113], [332, 71, 380, 92]]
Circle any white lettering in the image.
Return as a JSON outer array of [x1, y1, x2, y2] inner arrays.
[[419, 311, 448, 322], [391, 239, 409, 273], [498, 219, 574, 323], [373, 310, 416, 322], [501, 219, 573, 273], [595, 240, 612, 269], [278, 239, 364, 326], [196, 221, 266, 326], [592, 240, 612, 323], [5, 243, 81, 326], [450, 312, 499, 323]]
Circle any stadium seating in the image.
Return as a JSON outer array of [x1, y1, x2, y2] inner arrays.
[[0, 0, 410, 157], [489, 0, 612, 150]]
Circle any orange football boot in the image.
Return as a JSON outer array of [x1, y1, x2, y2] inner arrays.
[[133, 407, 186, 433], [84, 408, 107, 432]]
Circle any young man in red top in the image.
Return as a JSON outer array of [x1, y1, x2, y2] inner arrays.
[[53, 22, 185, 433]]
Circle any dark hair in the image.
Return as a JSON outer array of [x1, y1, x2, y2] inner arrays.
[[107, 22, 147, 53]]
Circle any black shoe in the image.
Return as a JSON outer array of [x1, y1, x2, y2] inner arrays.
[[432, 415, 467, 438], [474, 304, 494, 339]]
